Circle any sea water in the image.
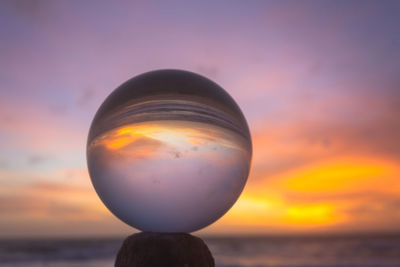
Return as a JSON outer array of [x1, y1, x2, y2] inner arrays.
[[1, 235, 400, 267]]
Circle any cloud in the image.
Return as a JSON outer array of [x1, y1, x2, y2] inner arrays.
[[77, 88, 96, 108], [1, 0, 400, 235], [28, 154, 50, 165], [206, 154, 400, 234], [0, 175, 132, 237]]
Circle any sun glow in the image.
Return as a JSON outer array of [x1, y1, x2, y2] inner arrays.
[[276, 157, 399, 193], [285, 203, 340, 225], [214, 156, 400, 232]]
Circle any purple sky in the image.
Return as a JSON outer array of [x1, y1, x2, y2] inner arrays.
[[1, 0, 400, 237]]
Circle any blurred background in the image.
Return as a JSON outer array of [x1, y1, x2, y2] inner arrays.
[[1, 0, 399, 266]]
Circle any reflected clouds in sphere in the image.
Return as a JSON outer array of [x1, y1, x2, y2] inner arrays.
[[87, 70, 252, 232]]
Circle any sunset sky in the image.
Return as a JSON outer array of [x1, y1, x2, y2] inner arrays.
[[1, 0, 400, 237]]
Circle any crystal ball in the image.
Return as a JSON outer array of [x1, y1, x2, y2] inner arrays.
[[87, 70, 252, 232]]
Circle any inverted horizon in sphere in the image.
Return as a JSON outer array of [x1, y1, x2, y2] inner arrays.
[[87, 70, 252, 232]]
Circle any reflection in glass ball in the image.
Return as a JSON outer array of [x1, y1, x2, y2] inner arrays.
[[87, 70, 252, 232]]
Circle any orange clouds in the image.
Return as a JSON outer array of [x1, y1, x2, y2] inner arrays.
[[0, 169, 133, 237], [206, 154, 400, 234], [1, 180, 102, 220], [272, 157, 399, 194], [202, 114, 400, 234]]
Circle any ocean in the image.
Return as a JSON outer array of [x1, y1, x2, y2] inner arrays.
[[1, 234, 399, 267]]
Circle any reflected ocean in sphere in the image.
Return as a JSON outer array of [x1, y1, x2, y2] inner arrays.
[[87, 70, 252, 232]]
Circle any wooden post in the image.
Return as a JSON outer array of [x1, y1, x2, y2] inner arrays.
[[115, 232, 215, 267]]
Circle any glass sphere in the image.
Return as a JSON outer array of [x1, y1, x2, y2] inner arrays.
[[87, 70, 252, 232]]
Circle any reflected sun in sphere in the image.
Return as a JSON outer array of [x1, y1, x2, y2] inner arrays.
[[87, 70, 252, 232]]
